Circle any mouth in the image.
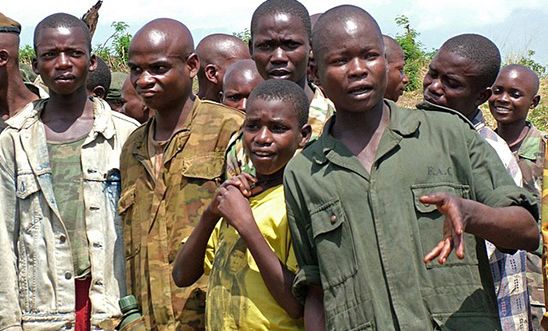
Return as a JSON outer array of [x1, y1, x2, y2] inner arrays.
[[54, 74, 76, 82], [347, 83, 373, 98], [138, 89, 157, 98], [251, 150, 276, 159], [423, 93, 440, 105], [491, 105, 512, 114], [268, 69, 291, 80]]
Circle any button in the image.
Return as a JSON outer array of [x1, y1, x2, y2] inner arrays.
[[64, 272, 72, 280], [95, 280, 103, 286], [59, 235, 66, 243], [65, 321, 73, 329], [330, 214, 337, 224], [93, 242, 102, 248]]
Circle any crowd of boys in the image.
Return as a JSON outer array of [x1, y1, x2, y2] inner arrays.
[[0, 1, 546, 330]]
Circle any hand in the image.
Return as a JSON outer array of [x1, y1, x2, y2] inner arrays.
[[206, 173, 257, 217], [217, 185, 255, 234], [420, 193, 469, 265]]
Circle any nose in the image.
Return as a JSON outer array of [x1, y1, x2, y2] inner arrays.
[[424, 75, 442, 97], [55, 52, 71, 69], [134, 71, 154, 90], [348, 57, 366, 79], [255, 126, 273, 145], [271, 47, 288, 64], [238, 98, 248, 112], [402, 72, 410, 86], [497, 91, 510, 104]]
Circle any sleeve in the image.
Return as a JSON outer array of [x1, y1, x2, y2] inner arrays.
[[468, 128, 538, 221], [0, 133, 23, 330], [203, 221, 221, 275], [284, 166, 321, 304]]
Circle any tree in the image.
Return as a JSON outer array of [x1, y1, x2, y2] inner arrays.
[[394, 15, 429, 91]]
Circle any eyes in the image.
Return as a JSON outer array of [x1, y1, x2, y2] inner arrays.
[[39, 49, 87, 60], [244, 120, 289, 134], [254, 39, 303, 52], [128, 63, 171, 76], [492, 86, 523, 99], [328, 51, 381, 66]]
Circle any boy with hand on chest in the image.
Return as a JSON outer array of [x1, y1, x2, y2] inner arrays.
[[173, 79, 311, 330], [284, 5, 539, 331]]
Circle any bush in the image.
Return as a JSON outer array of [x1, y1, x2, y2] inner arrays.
[[94, 21, 132, 72]]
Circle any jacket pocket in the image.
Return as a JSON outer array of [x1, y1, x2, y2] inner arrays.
[[16, 173, 40, 199], [118, 185, 135, 215], [16, 174, 43, 232], [310, 199, 358, 287], [181, 153, 224, 180], [411, 183, 477, 268]]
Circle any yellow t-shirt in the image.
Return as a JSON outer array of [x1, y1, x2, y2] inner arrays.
[[204, 185, 303, 330]]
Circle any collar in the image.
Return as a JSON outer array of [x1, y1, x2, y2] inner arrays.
[[312, 100, 420, 165], [518, 124, 546, 161], [6, 97, 117, 140], [416, 100, 476, 130]]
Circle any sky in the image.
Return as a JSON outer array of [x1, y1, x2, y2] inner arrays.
[[4, 0, 548, 64]]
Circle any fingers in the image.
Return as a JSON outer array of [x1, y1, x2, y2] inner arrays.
[[221, 174, 257, 197], [423, 239, 445, 264]]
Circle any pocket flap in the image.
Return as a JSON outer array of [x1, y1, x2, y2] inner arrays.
[[311, 200, 345, 238], [181, 153, 224, 180], [118, 185, 136, 214], [411, 183, 470, 213], [16, 174, 40, 199]]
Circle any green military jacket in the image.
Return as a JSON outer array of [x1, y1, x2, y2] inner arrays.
[[119, 98, 244, 330], [284, 101, 538, 331]]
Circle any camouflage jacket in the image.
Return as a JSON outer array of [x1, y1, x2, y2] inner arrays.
[[224, 84, 335, 178], [542, 143, 548, 329], [0, 98, 138, 330], [515, 123, 547, 212], [119, 98, 244, 331]]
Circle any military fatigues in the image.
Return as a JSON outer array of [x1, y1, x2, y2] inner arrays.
[[285, 101, 538, 331], [119, 98, 244, 330], [512, 123, 548, 329], [225, 84, 334, 178]]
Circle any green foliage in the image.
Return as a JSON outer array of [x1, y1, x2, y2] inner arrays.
[[233, 28, 251, 44], [94, 21, 132, 72], [394, 15, 430, 91], [18, 45, 35, 66], [513, 50, 547, 78]]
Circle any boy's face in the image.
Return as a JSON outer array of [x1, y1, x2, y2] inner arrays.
[[121, 78, 151, 124], [243, 98, 309, 176], [489, 68, 540, 125], [423, 49, 486, 117], [222, 70, 263, 112], [251, 13, 310, 87], [385, 48, 408, 102], [315, 18, 387, 113], [128, 33, 198, 111], [33, 27, 95, 96]]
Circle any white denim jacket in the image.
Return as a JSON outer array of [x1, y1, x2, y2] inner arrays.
[[0, 98, 139, 330]]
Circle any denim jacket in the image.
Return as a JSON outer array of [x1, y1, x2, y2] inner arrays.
[[0, 98, 138, 330]]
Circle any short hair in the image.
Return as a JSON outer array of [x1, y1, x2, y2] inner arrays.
[[501, 64, 540, 94], [248, 79, 309, 127], [440, 34, 501, 89], [34, 13, 92, 52], [312, 5, 383, 61], [86, 56, 111, 94], [251, 0, 311, 40]]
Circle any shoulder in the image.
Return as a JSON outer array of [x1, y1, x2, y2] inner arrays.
[[196, 99, 245, 123], [415, 101, 476, 130]]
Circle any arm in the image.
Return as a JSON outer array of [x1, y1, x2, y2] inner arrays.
[[0, 135, 23, 330], [219, 185, 303, 319], [422, 193, 538, 264], [172, 206, 220, 287], [304, 285, 325, 331]]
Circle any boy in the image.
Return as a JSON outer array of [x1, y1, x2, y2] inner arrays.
[[120, 76, 151, 124], [86, 56, 111, 99], [422, 34, 530, 330], [221, 59, 263, 112], [196, 33, 250, 102], [225, 0, 335, 178], [119, 18, 244, 330], [489, 64, 547, 328], [383, 35, 409, 102], [0, 13, 138, 330], [172, 79, 311, 330], [0, 12, 40, 131], [285, 5, 538, 330]]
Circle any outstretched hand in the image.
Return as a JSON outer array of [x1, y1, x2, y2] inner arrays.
[[420, 193, 469, 265], [207, 173, 258, 216]]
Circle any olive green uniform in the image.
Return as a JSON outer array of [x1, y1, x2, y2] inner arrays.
[[285, 101, 538, 331]]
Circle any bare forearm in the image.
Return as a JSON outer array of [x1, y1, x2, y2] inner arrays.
[[464, 201, 538, 251], [172, 208, 219, 287], [239, 221, 303, 319], [304, 285, 325, 331]]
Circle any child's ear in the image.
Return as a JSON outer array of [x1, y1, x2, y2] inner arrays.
[[92, 85, 106, 99], [32, 57, 39, 75], [88, 54, 97, 72], [0, 49, 9, 66], [531, 94, 540, 108], [475, 87, 492, 107], [186, 53, 200, 79], [298, 124, 312, 148], [248, 39, 253, 57], [205, 64, 218, 84]]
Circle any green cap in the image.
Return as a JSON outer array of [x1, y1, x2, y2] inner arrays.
[[0, 12, 21, 34], [107, 72, 128, 101]]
